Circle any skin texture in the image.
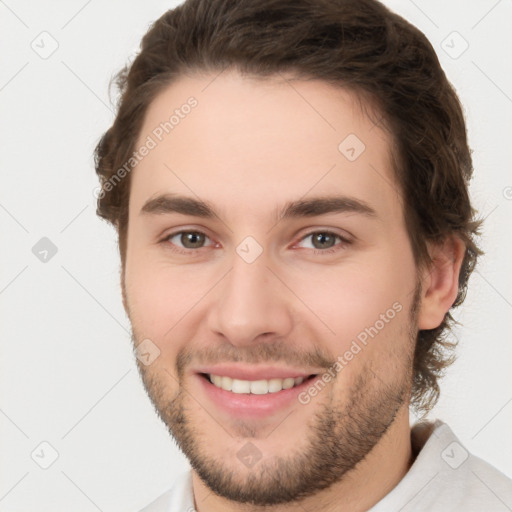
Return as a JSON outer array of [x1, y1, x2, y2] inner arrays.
[[121, 70, 465, 512]]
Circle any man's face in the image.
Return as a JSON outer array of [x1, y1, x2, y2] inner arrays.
[[123, 70, 420, 505]]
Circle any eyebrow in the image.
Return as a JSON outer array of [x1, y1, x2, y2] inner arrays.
[[140, 193, 378, 221]]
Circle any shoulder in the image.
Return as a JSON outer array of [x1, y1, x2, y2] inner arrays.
[[453, 449, 512, 509], [138, 471, 195, 512], [371, 419, 512, 511]]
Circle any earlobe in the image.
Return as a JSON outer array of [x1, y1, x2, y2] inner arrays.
[[417, 236, 466, 330]]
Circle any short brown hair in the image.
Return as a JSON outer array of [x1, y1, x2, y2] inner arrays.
[[94, 0, 483, 414]]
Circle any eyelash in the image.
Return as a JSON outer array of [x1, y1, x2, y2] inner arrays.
[[161, 230, 352, 256]]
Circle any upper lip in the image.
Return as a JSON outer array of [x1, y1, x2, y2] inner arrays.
[[193, 364, 320, 381]]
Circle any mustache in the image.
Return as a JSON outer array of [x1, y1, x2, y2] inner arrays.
[[175, 340, 337, 376]]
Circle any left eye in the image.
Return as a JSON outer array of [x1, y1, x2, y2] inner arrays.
[[296, 231, 348, 251]]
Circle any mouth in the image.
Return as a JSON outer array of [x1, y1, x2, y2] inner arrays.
[[195, 370, 321, 418], [200, 373, 318, 395]]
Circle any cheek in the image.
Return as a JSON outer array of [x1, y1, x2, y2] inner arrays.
[[286, 254, 415, 351], [124, 253, 212, 352]]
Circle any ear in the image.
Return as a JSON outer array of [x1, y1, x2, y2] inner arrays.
[[417, 236, 466, 330], [120, 265, 129, 317]]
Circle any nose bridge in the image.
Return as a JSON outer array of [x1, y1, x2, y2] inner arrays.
[[207, 248, 293, 345]]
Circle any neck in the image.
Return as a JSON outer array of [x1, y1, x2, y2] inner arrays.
[[191, 405, 413, 512]]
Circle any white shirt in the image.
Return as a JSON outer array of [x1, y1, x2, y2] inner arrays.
[[140, 419, 512, 511]]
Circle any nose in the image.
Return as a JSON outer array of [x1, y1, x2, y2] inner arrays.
[[207, 253, 294, 347]]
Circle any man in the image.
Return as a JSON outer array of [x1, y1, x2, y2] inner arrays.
[[94, 0, 512, 510]]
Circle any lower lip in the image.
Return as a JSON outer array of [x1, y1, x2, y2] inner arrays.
[[196, 374, 316, 418]]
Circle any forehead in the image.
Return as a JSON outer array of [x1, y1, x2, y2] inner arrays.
[[130, 70, 402, 223]]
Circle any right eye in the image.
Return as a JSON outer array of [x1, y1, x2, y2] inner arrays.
[[162, 230, 217, 255]]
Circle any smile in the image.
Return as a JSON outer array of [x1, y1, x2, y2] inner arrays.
[[194, 366, 322, 417], [207, 374, 311, 394]]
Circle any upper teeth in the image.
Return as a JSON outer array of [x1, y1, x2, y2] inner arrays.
[[209, 375, 305, 394]]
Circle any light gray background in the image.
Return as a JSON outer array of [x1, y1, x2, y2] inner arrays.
[[0, 0, 511, 510]]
